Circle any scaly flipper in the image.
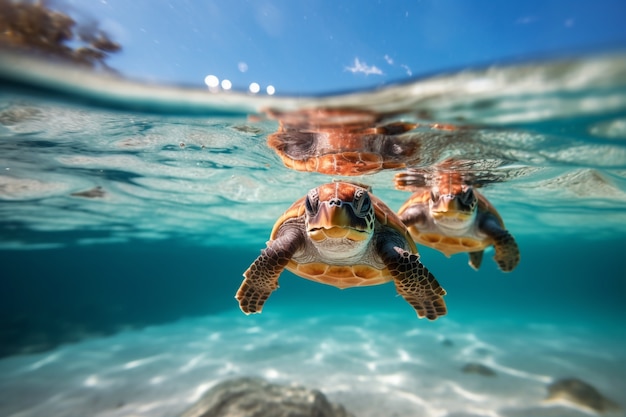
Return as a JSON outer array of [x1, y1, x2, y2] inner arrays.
[[468, 250, 484, 271], [377, 237, 447, 320], [398, 204, 428, 228], [236, 228, 304, 314], [480, 216, 520, 272]]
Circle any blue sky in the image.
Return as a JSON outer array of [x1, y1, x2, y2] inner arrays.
[[65, 0, 626, 94]]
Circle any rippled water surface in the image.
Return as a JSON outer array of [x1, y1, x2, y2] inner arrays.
[[1, 53, 626, 248]]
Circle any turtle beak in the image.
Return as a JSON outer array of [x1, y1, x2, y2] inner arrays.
[[431, 195, 473, 222], [308, 201, 369, 241]]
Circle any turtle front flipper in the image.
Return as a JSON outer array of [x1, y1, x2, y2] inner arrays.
[[397, 203, 428, 228], [236, 228, 305, 314], [468, 250, 484, 271], [480, 216, 520, 272], [377, 237, 447, 320]]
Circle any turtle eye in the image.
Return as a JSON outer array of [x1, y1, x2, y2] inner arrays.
[[353, 189, 371, 215], [430, 189, 440, 202], [305, 189, 319, 214], [359, 194, 372, 215], [461, 188, 476, 208]]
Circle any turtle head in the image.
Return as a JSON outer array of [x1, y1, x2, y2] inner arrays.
[[304, 182, 375, 246], [429, 185, 478, 228]]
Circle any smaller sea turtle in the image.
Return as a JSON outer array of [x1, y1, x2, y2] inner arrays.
[[397, 178, 519, 272], [236, 181, 447, 320]]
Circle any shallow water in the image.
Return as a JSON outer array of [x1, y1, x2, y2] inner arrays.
[[1, 52, 625, 416]]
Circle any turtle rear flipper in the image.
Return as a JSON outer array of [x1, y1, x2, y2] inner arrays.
[[236, 229, 304, 314], [492, 231, 519, 272], [480, 216, 520, 272], [378, 237, 447, 320], [468, 250, 484, 270]]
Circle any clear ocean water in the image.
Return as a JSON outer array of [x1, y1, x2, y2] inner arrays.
[[1, 51, 625, 417]]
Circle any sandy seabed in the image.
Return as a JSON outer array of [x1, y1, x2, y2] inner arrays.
[[0, 309, 624, 417]]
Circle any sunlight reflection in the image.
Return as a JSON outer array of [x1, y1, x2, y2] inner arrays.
[[179, 354, 205, 373], [187, 381, 214, 403], [216, 361, 239, 376], [136, 400, 168, 413], [396, 348, 411, 362], [395, 390, 430, 407], [149, 375, 166, 385], [541, 397, 602, 414], [248, 82, 260, 94], [362, 342, 380, 358], [263, 368, 281, 379], [447, 381, 489, 402], [203, 74, 219, 89], [465, 407, 502, 417], [122, 354, 167, 370], [457, 333, 499, 359], [23, 353, 61, 371], [83, 374, 99, 387], [378, 373, 405, 386], [482, 358, 552, 383]]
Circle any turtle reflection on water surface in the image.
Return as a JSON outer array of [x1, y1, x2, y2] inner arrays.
[[236, 181, 447, 320], [395, 168, 520, 272], [266, 108, 421, 176]]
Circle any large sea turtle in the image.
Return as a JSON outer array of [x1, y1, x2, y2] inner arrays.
[[396, 174, 520, 272], [236, 181, 447, 320]]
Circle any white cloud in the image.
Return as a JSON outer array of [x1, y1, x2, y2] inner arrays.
[[345, 58, 383, 75], [384, 54, 394, 65], [401, 64, 413, 76], [515, 16, 539, 24]]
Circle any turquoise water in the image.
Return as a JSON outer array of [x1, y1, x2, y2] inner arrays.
[[1, 52, 625, 416]]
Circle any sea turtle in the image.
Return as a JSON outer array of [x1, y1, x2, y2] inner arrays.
[[396, 174, 520, 272], [266, 108, 421, 175], [236, 181, 447, 320]]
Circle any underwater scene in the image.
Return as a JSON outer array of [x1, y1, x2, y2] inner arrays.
[[1, 1, 626, 417]]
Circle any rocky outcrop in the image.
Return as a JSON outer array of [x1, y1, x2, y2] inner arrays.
[[461, 362, 496, 376], [179, 377, 354, 417], [546, 378, 621, 414]]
